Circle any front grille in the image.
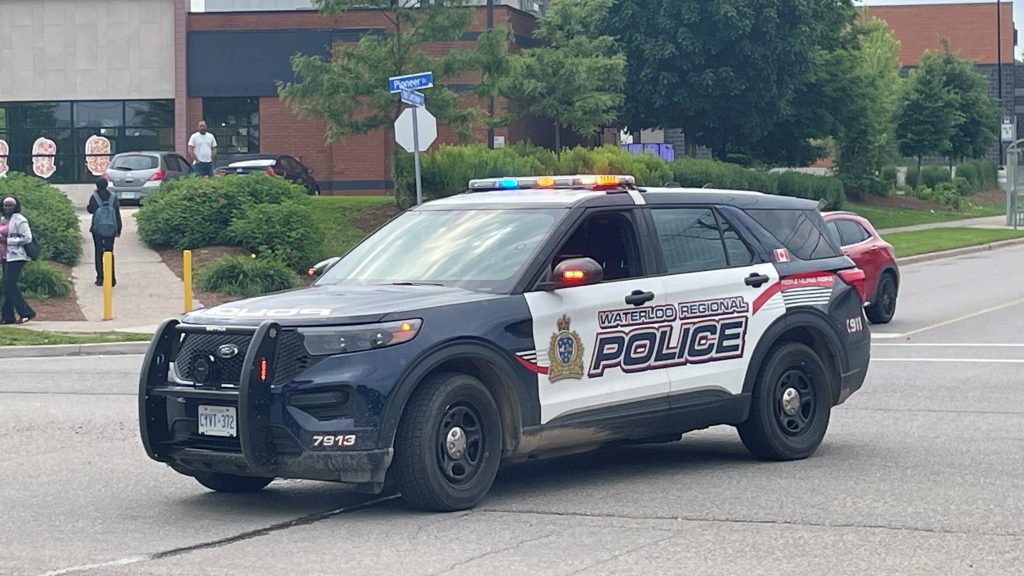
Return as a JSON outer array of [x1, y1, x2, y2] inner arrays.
[[174, 330, 321, 386]]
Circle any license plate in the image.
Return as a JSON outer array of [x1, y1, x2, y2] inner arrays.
[[198, 405, 237, 437], [121, 191, 136, 199]]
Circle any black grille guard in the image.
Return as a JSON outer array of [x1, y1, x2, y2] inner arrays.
[[139, 319, 282, 470]]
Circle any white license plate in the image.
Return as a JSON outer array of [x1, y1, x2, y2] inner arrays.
[[198, 405, 237, 437], [121, 192, 137, 199]]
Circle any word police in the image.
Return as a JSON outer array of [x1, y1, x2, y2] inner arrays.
[[590, 297, 750, 377]]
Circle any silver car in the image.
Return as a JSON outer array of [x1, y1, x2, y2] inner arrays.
[[106, 151, 191, 204]]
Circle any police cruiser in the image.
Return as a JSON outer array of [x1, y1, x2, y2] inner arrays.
[[139, 175, 870, 511]]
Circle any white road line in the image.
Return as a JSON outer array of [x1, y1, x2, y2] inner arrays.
[[872, 358, 1024, 364], [873, 343, 1024, 347], [870, 333, 904, 339], [39, 556, 148, 576]]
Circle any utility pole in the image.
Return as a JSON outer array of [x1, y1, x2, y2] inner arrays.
[[998, 0, 1004, 161], [486, 0, 495, 150]]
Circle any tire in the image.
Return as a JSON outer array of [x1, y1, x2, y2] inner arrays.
[[738, 342, 832, 461], [392, 372, 502, 512], [865, 272, 897, 324], [193, 472, 274, 493], [310, 185, 321, 196]]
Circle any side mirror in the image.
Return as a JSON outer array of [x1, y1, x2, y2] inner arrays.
[[536, 257, 604, 291], [307, 256, 341, 277]]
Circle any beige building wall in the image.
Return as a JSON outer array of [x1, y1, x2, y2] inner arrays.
[[0, 0, 176, 102]]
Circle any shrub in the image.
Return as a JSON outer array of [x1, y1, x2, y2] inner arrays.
[[773, 171, 845, 209], [228, 203, 324, 271], [196, 255, 299, 298], [881, 166, 898, 189], [953, 176, 972, 197], [956, 159, 997, 193], [0, 172, 82, 265], [7, 260, 73, 300], [670, 157, 777, 193], [918, 183, 969, 210], [136, 173, 311, 249]]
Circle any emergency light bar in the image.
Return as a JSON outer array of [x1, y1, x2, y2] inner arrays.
[[467, 175, 636, 192]]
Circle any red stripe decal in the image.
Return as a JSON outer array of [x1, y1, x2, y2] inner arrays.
[[515, 355, 548, 375], [752, 282, 782, 315]]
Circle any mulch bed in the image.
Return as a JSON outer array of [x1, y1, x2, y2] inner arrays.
[[855, 188, 1005, 211], [158, 246, 250, 310]]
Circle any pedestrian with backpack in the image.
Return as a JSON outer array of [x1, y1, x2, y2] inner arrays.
[[1, 196, 37, 324], [88, 178, 123, 287]]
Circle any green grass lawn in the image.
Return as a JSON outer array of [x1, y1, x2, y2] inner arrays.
[[310, 196, 395, 257], [0, 327, 152, 347], [846, 201, 1005, 230], [883, 228, 1024, 258]]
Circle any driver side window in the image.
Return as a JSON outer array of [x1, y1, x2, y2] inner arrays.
[[552, 211, 643, 282]]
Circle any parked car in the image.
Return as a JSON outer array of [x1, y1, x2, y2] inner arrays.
[[214, 153, 321, 195], [105, 151, 192, 204], [823, 211, 899, 324]]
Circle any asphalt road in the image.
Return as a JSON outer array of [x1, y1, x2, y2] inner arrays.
[[3, 247, 1024, 576]]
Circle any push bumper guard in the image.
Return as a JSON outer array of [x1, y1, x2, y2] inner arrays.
[[139, 319, 392, 485]]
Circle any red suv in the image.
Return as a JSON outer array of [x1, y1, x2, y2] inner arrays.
[[823, 212, 899, 324]]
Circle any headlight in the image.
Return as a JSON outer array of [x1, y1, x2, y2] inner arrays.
[[299, 319, 422, 356]]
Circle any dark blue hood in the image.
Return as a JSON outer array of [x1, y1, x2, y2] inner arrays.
[[182, 283, 504, 327]]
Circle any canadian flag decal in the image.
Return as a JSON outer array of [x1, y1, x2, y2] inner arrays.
[[773, 248, 791, 263]]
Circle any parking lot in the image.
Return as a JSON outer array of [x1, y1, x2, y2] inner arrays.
[[2, 246, 1023, 576]]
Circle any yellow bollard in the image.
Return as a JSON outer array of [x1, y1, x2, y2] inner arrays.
[[102, 252, 113, 320], [183, 250, 193, 314]]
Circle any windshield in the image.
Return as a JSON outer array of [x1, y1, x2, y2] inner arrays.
[[317, 208, 562, 293]]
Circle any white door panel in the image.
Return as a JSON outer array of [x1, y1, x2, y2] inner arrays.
[[524, 277, 670, 424]]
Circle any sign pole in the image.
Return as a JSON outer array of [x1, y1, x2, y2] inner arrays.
[[412, 105, 423, 206]]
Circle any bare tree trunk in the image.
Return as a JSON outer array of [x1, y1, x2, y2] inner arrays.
[[555, 121, 562, 161], [916, 156, 923, 192]]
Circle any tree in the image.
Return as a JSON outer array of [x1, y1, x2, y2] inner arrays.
[[832, 17, 903, 195], [896, 51, 961, 189], [611, 0, 855, 161], [935, 42, 1002, 165], [504, 0, 625, 156], [278, 0, 478, 144]]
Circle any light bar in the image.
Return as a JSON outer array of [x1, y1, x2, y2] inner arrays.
[[468, 175, 636, 191]]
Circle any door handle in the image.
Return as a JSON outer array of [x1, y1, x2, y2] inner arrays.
[[625, 290, 655, 306], [745, 273, 770, 288]]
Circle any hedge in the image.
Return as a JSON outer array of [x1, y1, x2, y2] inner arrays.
[[396, 144, 844, 208], [895, 160, 997, 194], [197, 255, 299, 298], [228, 203, 325, 272], [0, 172, 82, 265]]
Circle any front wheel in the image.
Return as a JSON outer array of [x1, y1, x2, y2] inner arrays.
[[738, 342, 832, 461], [866, 273, 897, 324], [193, 472, 274, 493], [392, 372, 502, 512]]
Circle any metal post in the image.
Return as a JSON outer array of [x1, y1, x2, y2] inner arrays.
[[997, 0, 1004, 161], [412, 106, 423, 206], [487, 0, 495, 150], [102, 252, 113, 321], [183, 249, 193, 314]]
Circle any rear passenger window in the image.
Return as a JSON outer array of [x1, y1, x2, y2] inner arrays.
[[747, 209, 842, 260], [718, 213, 755, 267], [652, 208, 736, 274], [835, 220, 871, 246]]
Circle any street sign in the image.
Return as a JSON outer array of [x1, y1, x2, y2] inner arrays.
[[395, 107, 437, 153], [1003, 116, 1016, 143], [401, 89, 425, 108], [389, 71, 433, 94]]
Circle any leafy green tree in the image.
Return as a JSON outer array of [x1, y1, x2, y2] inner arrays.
[[934, 41, 1002, 165], [278, 0, 477, 143], [832, 17, 903, 196], [611, 0, 855, 161], [896, 51, 961, 189], [504, 0, 625, 156]]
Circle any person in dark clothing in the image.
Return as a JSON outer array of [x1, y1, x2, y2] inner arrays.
[[87, 178, 123, 287]]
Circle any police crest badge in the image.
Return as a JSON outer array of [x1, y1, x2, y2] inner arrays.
[[548, 314, 584, 382]]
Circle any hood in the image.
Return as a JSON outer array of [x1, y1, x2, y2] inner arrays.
[[182, 283, 503, 327]]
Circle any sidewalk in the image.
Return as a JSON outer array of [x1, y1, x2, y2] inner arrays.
[[877, 215, 1009, 234], [28, 188, 202, 334]]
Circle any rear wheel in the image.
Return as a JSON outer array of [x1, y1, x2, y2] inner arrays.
[[866, 272, 897, 324], [392, 372, 502, 512], [193, 472, 274, 493], [738, 342, 832, 461]]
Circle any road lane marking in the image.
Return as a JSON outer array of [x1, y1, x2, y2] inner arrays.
[[873, 343, 1024, 347], [39, 557, 148, 576], [870, 333, 903, 339], [874, 357, 1024, 363], [897, 296, 1024, 338]]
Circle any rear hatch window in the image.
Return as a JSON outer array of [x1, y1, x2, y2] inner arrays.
[[110, 155, 159, 171], [747, 209, 843, 260]]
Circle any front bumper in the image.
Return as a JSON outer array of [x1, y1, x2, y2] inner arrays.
[[139, 320, 392, 485]]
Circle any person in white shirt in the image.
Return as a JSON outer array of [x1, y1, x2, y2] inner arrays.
[[188, 121, 218, 177]]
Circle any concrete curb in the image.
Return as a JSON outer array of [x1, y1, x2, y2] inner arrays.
[[0, 341, 150, 359], [899, 236, 1024, 266]]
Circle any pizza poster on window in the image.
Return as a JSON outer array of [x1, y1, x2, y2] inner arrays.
[[32, 137, 57, 179], [85, 135, 111, 176], [0, 139, 9, 177]]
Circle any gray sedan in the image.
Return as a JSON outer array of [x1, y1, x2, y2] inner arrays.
[[106, 151, 191, 204]]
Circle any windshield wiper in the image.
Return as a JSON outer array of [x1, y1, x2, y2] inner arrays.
[[383, 281, 446, 287]]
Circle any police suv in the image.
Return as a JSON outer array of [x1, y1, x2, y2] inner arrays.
[[139, 175, 870, 511]]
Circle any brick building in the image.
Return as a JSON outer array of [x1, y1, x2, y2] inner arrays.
[[865, 1, 1017, 161]]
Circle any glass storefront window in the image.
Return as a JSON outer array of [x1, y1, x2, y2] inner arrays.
[[203, 97, 260, 157], [0, 100, 174, 183]]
